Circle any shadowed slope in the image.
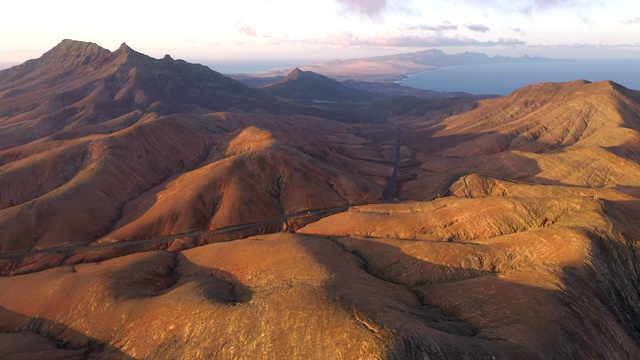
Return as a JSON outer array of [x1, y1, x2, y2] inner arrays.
[[0, 306, 134, 359], [260, 68, 380, 103]]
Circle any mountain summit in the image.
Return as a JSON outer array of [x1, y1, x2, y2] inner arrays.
[[0, 40, 297, 151], [282, 67, 305, 81], [260, 67, 379, 103]]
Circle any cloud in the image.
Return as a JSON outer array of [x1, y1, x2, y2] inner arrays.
[[457, 0, 594, 14], [531, 41, 640, 48], [334, 0, 419, 19], [409, 21, 458, 32], [184, 34, 202, 45], [335, 0, 388, 18], [622, 17, 640, 24], [237, 24, 257, 37], [309, 31, 525, 48], [466, 24, 491, 33], [530, 0, 573, 8], [509, 27, 526, 35]]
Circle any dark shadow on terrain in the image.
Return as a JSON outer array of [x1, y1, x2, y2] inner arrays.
[[176, 253, 254, 304], [605, 142, 640, 165], [0, 305, 134, 359], [557, 228, 640, 358], [296, 235, 529, 359], [367, 96, 481, 119], [603, 199, 640, 239], [333, 237, 495, 287], [298, 231, 640, 359], [109, 251, 180, 299], [108, 250, 253, 304], [280, 89, 485, 125], [612, 84, 640, 131], [390, 122, 545, 199]]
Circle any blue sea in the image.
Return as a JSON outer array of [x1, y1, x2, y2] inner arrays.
[[400, 60, 640, 95], [197, 59, 309, 74]]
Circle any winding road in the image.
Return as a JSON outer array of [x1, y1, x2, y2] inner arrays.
[[0, 205, 351, 264]]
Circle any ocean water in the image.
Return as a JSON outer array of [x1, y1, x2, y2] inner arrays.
[[197, 59, 309, 74], [400, 60, 640, 95]]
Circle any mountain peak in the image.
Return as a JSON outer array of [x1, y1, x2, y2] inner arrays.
[[285, 67, 304, 80], [46, 39, 107, 58], [114, 42, 142, 57], [260, 67, 378, 103], [266, 68, 327, 87], [56, 38, 100, 49], [39, 39, 110, 68]]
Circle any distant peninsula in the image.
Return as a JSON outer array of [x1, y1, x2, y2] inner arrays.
[[261, 49, 554, 81]]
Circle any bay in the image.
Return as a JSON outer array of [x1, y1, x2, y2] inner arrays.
[[400, 60, 640, 95]]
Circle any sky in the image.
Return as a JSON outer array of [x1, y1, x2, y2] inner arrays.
[[2, 0, 640, 67]]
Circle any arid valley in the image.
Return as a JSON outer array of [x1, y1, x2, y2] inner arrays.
[[2, 39, 640, 359]]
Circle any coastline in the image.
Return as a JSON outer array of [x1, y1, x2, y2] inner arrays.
[[399, 59, 640, 95]]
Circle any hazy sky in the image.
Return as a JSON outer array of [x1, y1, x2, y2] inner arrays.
[[2, 0, 640, 65]]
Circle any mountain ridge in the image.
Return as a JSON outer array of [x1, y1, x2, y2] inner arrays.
[[1, 40, 370, 151]]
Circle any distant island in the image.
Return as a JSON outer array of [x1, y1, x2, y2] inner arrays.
[[256, 48, 553, 81]]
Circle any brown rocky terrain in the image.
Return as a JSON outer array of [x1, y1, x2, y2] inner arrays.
[[0, 40, 397, 257], [2, 40, 640, 359]]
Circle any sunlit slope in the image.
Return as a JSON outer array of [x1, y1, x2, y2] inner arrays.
[[395, 80, 640, 200], [0, 111, 388, 252], [0, 233, 521, 359], [0, 40, 394, 253], [298, 178, 640, 358]]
